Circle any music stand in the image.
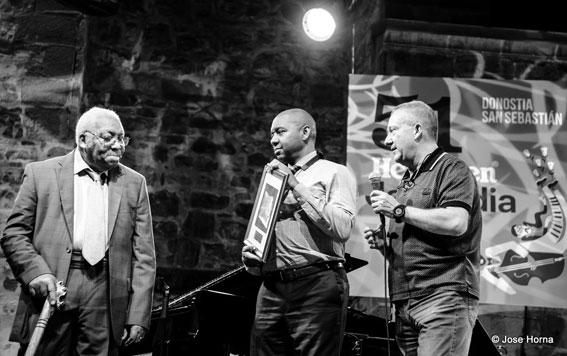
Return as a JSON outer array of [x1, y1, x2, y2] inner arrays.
[[344, 253, 368, 273]]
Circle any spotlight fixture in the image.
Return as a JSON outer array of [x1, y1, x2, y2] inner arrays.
[[302, 8, 336, 42]]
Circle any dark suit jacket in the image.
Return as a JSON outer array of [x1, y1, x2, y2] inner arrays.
[[1, 151, 156, 345]]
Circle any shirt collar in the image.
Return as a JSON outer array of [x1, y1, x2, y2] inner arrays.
[[419, 147, 446, 172], [402, 147, 446, 181], [73, 149, 109, 177], [292, 150, 318, 170], [74, 150, 91, 175]]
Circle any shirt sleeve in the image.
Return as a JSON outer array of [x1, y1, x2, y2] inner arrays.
[[291, 164, 357, 242], [437, 159, 476, 213]]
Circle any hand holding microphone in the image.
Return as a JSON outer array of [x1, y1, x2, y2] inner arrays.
[[368, 171, 400, 220], [368, 171, 386, 227], [366, 171, 387, 250], [368, 171, 384, 191]]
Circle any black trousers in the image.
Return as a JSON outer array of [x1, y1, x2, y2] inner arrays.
[[250, 267, 349, 356]]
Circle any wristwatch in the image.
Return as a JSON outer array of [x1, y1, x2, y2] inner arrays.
[[393, 204, 406, 223]]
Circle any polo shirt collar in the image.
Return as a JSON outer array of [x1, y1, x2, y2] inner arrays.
[[402, 146, 446, 180]]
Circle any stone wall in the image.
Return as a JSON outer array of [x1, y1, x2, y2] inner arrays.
[[1, 0, 351, 353], [3, 0, 567, 355], [79, 0, 352, 282], [1, 0, 86, 353]]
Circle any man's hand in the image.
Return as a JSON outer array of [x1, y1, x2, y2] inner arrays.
[[369, 190, 399, 218], [121, 324, 147, 346], [242, 245, 263, 267], [266, 159, 299, 189], [28, 274, 57, 306], [363, 226, 386, 251]]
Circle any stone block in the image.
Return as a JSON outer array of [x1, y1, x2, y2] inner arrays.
[[0, 107, 23, 139], [34, 0, 72, 13], [173, 154, 193, 168], [188, 115, 221, 130], [247, 152, 271, 168], [0, 20, 18, 44], [107, 92, 136, 106], [182, 210, 215, 239], [385, 49, 455, 77], [149, 190, 180, 217], [130, 73, 162, 97], [144, 22, 173, 48], [524, 62, 567, 82], [218, 220, 247, 242], [161, 106, 190, 134], [0, 80, 20, 105], [153, 144, 169, 163], [25, 106, 74, 139], [46, 146, 69, 158], [0, 164, 24, 184], [163, 134, 185, 145], [0, 187, 17, 210], [176, 33, 205, 52], [311, 83, 346, 108], [189, 192, 229, 210], [21, 77, 73, 106], [192, 155, 218, 171], [200, 241, 241, 269], [154, 220, 179, 238], [191, 137, 218, 154], [170, 238, 200, 269], [118, 110, 160, 136], [15, 13, 80, 46], [154, 238, 174, 266], [161, 78, 201, 103], [230, 175, 251, 189], [234, 202, 253, 220], [27, 45, 77, 78]]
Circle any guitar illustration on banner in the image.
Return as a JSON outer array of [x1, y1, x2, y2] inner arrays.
[[481, 146, 567, 295]]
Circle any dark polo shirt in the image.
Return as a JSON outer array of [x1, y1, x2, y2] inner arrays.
[[388, 147, 482, 301]]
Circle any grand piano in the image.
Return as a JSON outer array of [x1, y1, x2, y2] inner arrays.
[[119, 264, 262, 356], [119, 254, 498, 356], [119, 254, 387, 356]]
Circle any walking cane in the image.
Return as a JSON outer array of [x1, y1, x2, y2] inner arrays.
[[24, 281, 68, 356]]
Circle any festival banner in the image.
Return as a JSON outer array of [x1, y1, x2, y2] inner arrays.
[[346, 74, 567, 308]]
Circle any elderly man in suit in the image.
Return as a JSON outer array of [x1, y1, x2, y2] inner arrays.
[[1, 107, 156, 356]]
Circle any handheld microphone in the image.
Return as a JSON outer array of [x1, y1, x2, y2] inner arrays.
[[368, 171, 384, 191], [368, 171, 386, 235]]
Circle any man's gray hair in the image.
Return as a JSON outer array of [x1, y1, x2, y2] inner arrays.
[[75, 107, 122, 145], [392, 100, 438, 139]]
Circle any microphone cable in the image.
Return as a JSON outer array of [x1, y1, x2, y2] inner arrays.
[[378, 225, 392, 356]]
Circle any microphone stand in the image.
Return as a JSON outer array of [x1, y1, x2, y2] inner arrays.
[[153, 277, 171, 356], [369, 173, 393, 356]]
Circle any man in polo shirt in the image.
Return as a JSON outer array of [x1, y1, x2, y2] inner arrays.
[[363, 100, 482, 356], [242, 108, 357, 356]]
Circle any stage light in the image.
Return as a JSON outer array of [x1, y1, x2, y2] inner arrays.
[[302, 8, 336, 41]]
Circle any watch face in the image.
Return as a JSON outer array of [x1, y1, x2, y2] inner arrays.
[[394, 205, 404, 217]]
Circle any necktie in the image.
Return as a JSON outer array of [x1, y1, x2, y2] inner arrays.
[[290, 165, 301, 175], [82, 170, 107, 265]]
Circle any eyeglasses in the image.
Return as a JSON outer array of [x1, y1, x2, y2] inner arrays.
[[84, 131, 130, 147]]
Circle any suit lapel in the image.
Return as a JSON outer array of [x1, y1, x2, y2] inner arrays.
[[108, 166, 124, 240], [57, 152, 75, 242]]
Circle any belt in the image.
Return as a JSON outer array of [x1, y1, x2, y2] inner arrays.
[[263, 261, 344, 283], [70, 251, 108, 270]]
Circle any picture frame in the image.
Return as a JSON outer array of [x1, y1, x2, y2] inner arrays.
[[243, 167, 289, 262]]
